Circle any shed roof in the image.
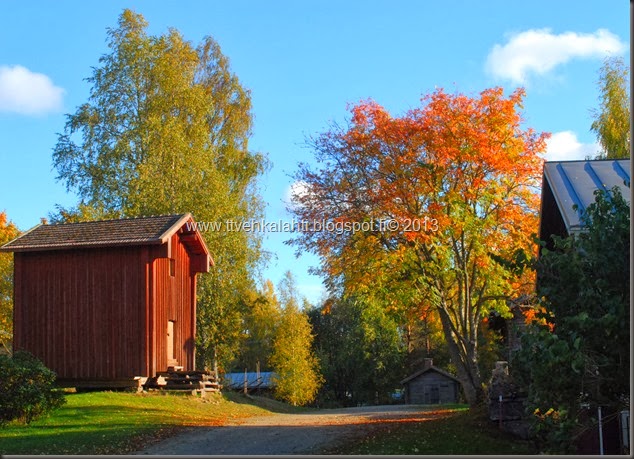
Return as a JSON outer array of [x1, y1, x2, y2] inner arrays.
[[0, 213, 210, 258], [540, 159, 630, 236], [400, 366, 460, 385], [222, 372, 277, 389]]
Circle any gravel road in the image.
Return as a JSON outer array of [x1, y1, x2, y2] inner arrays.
[[135, 404, 446, 455]]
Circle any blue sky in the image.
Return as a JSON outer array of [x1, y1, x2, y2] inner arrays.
[[0, 1, 629, 304]]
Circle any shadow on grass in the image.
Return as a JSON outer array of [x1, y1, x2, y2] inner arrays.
[[0, 423, 169, 455], [0, 397, 201, 455], [222, 392, 311, 414], [322, 409, 537, 455], [10, 405, 166, 429]]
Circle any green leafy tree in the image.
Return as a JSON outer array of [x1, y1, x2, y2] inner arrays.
[[309, 295, 406, 406], [0, 212, 19, 354], [513, 187, 630, 453], [233, 279, 281, 371], [270, 272, 322, 406], [308, 297, 369, 406], [196, 277, 250, 376], [333, 248, 454, 378], [48, 203, 116, 224], [357, 298, 406, 404], [591, 56, 630, 159], [50, 9, 267, 371]]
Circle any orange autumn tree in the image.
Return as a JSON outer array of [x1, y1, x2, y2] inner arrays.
[[289, 87, 548, 406]]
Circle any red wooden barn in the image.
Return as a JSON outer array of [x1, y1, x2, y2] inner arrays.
[[0, 213, 211, 388]]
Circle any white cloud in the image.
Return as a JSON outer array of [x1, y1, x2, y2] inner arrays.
[[0, 65, 65, 115], [542, 131, 600, 162], [486, 28, 627, 84], [283, 180, 311, 209]]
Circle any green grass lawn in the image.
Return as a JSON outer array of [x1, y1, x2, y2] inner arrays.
[[0, 390, 274, 455], [325, 406, 538, 455]]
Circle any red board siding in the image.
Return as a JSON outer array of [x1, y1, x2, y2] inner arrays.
[[150, 233, 196, 373], [12, 231, 201, 381], [13, 246, 148, 379]]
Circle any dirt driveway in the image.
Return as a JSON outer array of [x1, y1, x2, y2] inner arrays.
[[135, 404, 451, 455]]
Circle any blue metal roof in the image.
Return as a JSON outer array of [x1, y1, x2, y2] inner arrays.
[[542, 159, 630, 234], [222, 371, 277, 389]]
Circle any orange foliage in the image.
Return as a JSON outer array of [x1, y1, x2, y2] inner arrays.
[[292, 87, 547, 294], [0, 211, 20, 353], [522, 305, 555, 332], [290, 87, 549, 404]]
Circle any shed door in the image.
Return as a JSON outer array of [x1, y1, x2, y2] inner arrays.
[[167, 320, 176, 364], [426, 385, 440, 404]]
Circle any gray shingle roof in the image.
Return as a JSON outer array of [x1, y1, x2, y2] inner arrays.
[[400, 366, 460, 385], [542, 159, 630, 234], [0, 214, 192, 252]]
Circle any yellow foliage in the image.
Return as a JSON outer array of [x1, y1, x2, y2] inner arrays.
[[0, 211, 20, 353]]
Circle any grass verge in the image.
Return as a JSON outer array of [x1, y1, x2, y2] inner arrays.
[[233, 394, 314, 414], [324, 406, 538, 455], [1, 395, 536, 455], [0, 390, 277, 455]]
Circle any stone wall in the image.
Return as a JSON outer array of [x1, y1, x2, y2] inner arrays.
[[488, 361, 531, 439]]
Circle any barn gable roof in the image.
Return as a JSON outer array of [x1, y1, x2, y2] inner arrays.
[[0, 213, 210, 261], [540, 159, 630, 238]]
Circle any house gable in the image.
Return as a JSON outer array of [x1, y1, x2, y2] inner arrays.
[[401, 366, 460, 386], [539, 159, 630, 246]]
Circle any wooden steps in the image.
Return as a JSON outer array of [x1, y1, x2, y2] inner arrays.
[[141, 369, 222, 396]]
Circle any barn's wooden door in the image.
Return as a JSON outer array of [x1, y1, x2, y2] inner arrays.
[[167, 320, 176, 366]]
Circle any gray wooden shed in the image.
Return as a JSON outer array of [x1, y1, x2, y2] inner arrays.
[[400, 358, 461, 405]]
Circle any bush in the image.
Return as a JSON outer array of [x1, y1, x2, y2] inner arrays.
[[0, 351, 66, 425], [513, 187, 630, 453]]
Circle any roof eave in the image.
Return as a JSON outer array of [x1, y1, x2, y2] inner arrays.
[[159, 213, 213, 269], [0, 223, 43, 252], [157, 213, 193, 243], [0, 238, 165, 253], [401, 367, 461, 385]]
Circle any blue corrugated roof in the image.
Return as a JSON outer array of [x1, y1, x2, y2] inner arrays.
[[542, 159, 630, 234], [222, 371, 277, 389]]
